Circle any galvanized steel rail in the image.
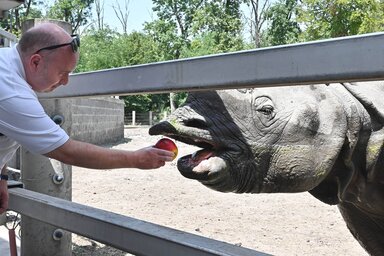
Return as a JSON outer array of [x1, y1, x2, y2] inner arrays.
[[8, 188, 270, 256], [0, 28, 18, 47], [38, 32, 384, 99]]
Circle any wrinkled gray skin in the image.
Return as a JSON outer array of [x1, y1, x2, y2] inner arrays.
[[149, 81, 384, 255]]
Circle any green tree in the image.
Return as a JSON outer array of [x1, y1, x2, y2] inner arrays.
[[46, 0, 94, 33], [0, 0, 44, 34], [147, 0, 245, 59], [112, 0, 130, 34], [76, 27, 169, 113], [144, 19, 184, 61], [75, 27, 118, 72], [264, 0, 301, 46], [243, 0, 271, 48], [298, 0, 384, 40], [76, 28, 162, 72], [191, 0, 245, 53], [145, 0, 205, 111], [146, 0, 246, 110], [146, 0, 207, 60]]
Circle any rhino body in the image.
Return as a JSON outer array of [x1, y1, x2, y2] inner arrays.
[[149, 81, 384, 255]]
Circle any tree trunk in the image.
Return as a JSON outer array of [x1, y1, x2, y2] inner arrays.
[[170, 92, 177, 112]]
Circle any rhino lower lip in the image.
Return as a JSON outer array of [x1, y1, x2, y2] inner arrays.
[[177, 151, 214, 180], [177, 150, 230, 181]]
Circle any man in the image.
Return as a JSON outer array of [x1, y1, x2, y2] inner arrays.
[[0, 23, 175, 214]]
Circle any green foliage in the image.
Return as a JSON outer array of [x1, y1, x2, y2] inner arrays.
[[147, 0, 246, 59], [76, 28, 162, 72], [75, 28, 117, 72], [145, 0, 209, 60], [264, 0, 301, 46], [298, 0, 384, 40], [147, 0, 246, 110], [46, 0, 94, 33], [75, 27, 169, 113], [144, 19, 184, 61], [171, 92, 188, 108], [183, 32, 244, 57], [190, 0, 245, 53], [123, 94, 170, 113], [152, 0, 203, 41], [192, 0, 242, 35], [0, 0, 44, 34]]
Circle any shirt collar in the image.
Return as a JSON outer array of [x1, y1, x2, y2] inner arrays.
[[11, 44, 27, 81]]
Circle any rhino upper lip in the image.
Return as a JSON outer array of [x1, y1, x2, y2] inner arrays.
[[149, 121, 220, 156], [168, 134, 215, 150]]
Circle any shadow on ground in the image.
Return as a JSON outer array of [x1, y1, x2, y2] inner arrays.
[[72, 243, 129, 256]]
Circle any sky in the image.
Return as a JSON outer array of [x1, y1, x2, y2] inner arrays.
[[43, 0, 253, 37], [98, 0, 254, 38], [97, 0, 154, 33], [42, 0, 154, 33]]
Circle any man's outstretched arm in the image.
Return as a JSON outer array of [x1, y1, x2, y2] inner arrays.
[[45, 138, 175, 170]]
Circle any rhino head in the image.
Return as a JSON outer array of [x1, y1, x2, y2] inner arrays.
[[150, 84, 349, 195], [150, 81, 384, 255]]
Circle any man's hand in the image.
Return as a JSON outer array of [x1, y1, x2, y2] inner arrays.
[[133, 146, 175, 169], [0, 180, 9, 214]]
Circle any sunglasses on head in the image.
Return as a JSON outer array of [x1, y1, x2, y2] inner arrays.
[[35, 34, 80, 54]]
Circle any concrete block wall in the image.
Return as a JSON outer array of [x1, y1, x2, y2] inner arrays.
[[69, 97, 125, 145], [40, 97, 124, 145]]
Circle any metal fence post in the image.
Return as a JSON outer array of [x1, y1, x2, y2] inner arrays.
[[20, 153, 72, 255], [149, 111, 153, 126], [132, 110, 136, 126]]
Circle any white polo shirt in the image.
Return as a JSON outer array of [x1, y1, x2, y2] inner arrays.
[[0, 45, 69, 170]]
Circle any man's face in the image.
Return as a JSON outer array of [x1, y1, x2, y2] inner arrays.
[[28, 46, 79, 93]]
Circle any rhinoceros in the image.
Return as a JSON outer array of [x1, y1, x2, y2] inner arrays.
[[149, 81, 384, 255]]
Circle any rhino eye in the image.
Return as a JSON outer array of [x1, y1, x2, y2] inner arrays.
[[257, 105, 274, 116]]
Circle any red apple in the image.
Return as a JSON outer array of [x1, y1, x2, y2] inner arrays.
[[154, 138, 178, 160]]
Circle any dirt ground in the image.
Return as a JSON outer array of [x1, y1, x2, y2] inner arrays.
[[71, 127, 369, 256]]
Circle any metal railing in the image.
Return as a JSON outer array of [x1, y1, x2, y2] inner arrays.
[[8, 32, 384, 255], [0, 28, 17, 47], [38, 32, 384, 99], [124, 111, 167, 126], [8, 188, 268, 256]]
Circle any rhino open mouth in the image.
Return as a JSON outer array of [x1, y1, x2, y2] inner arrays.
[[149, 121, 226, 181]]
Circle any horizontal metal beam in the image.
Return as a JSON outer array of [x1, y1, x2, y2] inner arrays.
[[38, 32, 384, 99], [8, 188, 270, 256], [0, 28, 17, 41]]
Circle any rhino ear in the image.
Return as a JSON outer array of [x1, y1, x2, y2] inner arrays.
[[343, 82, 384, 182], [310, 83, 374, 205]]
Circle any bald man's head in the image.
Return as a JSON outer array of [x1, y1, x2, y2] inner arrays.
[[16, 22, 79, 93], [18, 23, 71, 56]]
